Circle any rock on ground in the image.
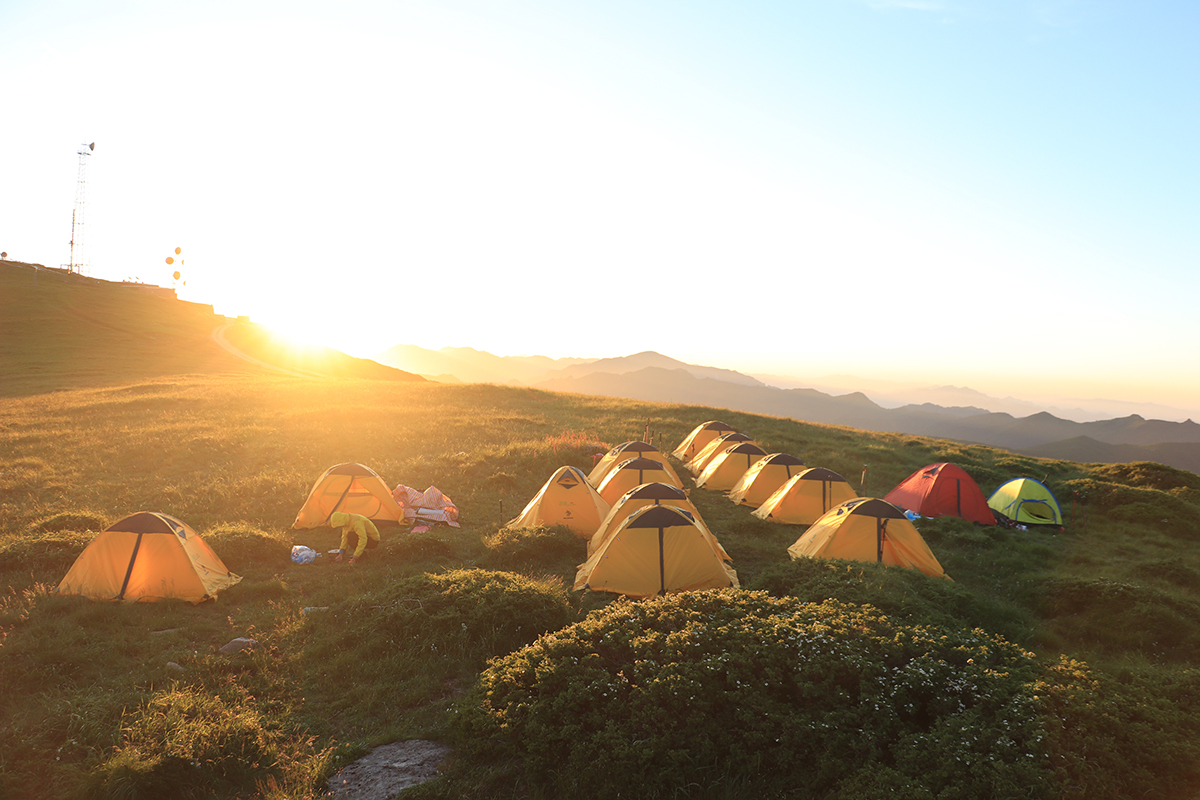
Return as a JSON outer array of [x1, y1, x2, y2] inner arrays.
[[326, 740, 451, 799]]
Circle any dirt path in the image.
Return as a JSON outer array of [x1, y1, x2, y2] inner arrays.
[[210, 323, 315, 378]]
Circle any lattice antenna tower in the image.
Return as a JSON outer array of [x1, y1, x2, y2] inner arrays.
[[66, 142, 95, 274]]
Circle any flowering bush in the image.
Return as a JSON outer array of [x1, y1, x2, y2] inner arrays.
[[455, 590, 1050, 799]]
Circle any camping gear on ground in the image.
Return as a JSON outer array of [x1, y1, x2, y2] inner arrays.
[[693, 442, 770, 491], [686, 432, 757, 475], [753, 467, 859, 526], [988, 477, 1064, 527], [574, 505, 738, 598], [672, 420, 738, 463], [588, 441, 683, 487], [728, 453, 807, 507], [506, 466, 611, 537], [392, 484, 460, 527], [595, 457, 685, 505], [884, 462, 995, 525], [291, 545, 320, 564], [588, 482, 725, 559], [787, 497, 949, 580], [56, 511, 242, 603], [292, 463, 405, 529]]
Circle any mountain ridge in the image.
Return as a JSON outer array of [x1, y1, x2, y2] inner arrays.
[[372, 342, 1200, 474]]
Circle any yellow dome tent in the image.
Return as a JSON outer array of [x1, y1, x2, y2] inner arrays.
[[728, 453, 807, 507], [57, 512, 242, 603], [672, 420, 737, 462], [588, 482, 726, 560], [574, 505, 738, 598], [292, 462, 405, 529], [787, 498, 949, 579], [694, 442, 769, 491], [686, 431, 756, 475], [752, 467, 858, 526], [506, 466, 611, 537], [595, 457, 685, 506], [588, 441, 683, 487]]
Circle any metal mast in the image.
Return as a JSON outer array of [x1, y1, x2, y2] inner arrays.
[[67, 142, 95, 274]]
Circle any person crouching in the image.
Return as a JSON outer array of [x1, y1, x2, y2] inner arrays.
[[329, 511, 380, 565]]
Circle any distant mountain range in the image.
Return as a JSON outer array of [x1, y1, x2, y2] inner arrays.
[[374, 345, 1200, 474]]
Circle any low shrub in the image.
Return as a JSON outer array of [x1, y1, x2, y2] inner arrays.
[[453, 590, 1051, 799], [316, 568, 577, 674], [0, 529, 95, 579], [390, 529, 458, 562], [202, 524, 289, 573], [84, 687, 329, 800], [747, 556, 1031, 644], [481, 525, 582, 572], [1041, 577, 1200, 662], [32, 510, 108, 533], [1036, 657, 1200, 798]]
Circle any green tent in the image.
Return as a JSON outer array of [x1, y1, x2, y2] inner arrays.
[[987, 477, 1063, 527]]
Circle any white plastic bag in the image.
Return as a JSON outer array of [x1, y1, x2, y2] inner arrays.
[[291, 545, 319, 565]]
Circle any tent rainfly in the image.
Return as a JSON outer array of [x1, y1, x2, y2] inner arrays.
[[728, 453, 807, 508], [672, 420, 738, 463], [686, 432, 756, 475], [693, 442, 770, 491], [588, 482, 725, 560], [292, 462, 405, 529], [57, 512, 242, 603], [987, 477, 1064, 527], [589, 441, 683, 487], [787, 497, 950, 579], [752, 467, 858, 526], [506, 466, 611, 537], [595, 457, 685, 506], [884, 462, 995, 525], [574, 505, 738, 598]]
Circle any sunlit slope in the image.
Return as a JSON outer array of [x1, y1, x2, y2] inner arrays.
[[219, 321, 422, 383], [0, 261, 420, 396]]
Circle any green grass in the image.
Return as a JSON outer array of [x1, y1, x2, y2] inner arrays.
[[3, 259, 1200, 798]]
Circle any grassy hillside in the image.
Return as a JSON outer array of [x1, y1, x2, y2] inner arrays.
[[3, 264, 1200, 798], [0, 261, 420, 396]]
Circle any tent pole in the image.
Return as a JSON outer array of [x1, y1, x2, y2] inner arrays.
[[658, 528, 666, 596], [117, 533, 145, 601]]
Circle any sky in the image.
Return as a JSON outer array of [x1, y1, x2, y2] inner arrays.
[[3, 0, 1198, 419]]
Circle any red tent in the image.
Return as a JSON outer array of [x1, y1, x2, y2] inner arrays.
[[883, 462, 994, 525]]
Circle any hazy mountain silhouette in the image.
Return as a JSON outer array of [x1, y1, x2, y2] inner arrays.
[[374, 343, 1200, 474], [375, 344, 590, 384]]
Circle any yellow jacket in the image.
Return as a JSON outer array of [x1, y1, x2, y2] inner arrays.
[[329, 511, 380, 558]]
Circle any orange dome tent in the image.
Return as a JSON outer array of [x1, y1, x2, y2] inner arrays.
[[672, 420, 737, 462], [752, 467, 858, 526], [728, 453, 806, 507], [574, 505, 738, 598], [57, 512, 242, 603], [787, 498, 949, 580], [686, 431, 756, 475], [588, 482, 726, 560], [589, 441, 683, 487], [292, 463, 405, 529], [694, 442, 769, 491], [595, 457, 685, 506], [506, 466, 611, 537]]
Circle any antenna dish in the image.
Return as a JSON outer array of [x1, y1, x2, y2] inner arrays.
[[165, 256, 174, 265], [174, 247, 181, 255], [88, 142, 95, 151], [173, 270, 181, 281]]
